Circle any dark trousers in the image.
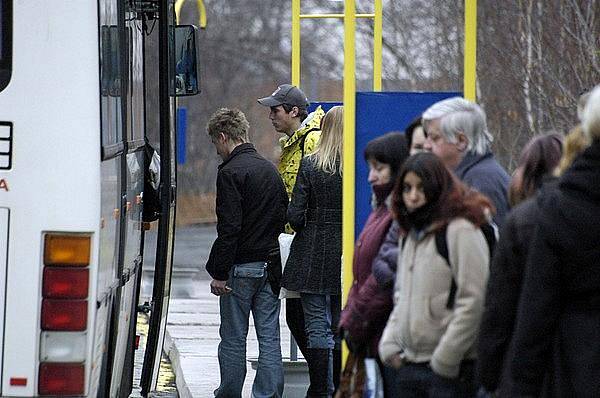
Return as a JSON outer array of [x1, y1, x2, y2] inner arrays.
[[390, 362, 476, 398], [287, 296, 342, 388]]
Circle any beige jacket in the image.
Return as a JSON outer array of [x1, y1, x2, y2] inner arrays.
[[378, 218, 489, 378]]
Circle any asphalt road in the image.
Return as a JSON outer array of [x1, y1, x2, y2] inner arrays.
[[142, 224, 217, 299]]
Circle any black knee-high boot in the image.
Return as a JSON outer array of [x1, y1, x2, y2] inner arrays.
[[332, 348, 341, 392], [306, 348, 331, 398]]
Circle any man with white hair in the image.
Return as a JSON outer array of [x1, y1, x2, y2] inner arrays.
[[422, 97, 510, 225]]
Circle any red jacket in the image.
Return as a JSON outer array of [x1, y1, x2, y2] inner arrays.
[[339, 201, 395, 355]]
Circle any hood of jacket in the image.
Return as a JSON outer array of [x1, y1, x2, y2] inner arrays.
[[279, 105, 325, 150], [559, 139, 600, 203]]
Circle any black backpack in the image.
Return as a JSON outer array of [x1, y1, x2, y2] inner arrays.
[[402, 222, 497, 309]]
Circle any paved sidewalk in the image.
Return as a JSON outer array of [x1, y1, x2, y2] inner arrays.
[[164, 279, 307, 398]]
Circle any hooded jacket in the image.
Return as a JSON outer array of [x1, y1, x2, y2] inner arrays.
[[508, 140, 600, 397], [278, 106, 324, 199], [477, 179, 557, 393]]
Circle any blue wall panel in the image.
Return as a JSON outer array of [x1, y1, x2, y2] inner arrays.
[[354, 92, 460, 235]]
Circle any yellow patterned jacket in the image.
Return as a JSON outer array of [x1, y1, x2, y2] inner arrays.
[[278, 106, 324, 233]]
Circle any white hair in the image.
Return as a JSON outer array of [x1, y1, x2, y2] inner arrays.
[[422, 97, 493, 155], [581, 85, 600, 141]]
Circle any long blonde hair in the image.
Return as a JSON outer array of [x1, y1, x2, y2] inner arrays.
[[313, 106, 343, 174]]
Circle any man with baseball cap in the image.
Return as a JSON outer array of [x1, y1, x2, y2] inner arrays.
[[258, 85, 345, 393], [258, 84, 324, 202]]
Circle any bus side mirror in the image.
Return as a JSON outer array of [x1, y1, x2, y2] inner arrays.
[[172, 25, 200, 97]]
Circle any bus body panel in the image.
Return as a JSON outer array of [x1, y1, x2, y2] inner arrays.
[[0, 1, 101, 395]]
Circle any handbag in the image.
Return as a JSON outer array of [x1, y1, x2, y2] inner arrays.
[[334, 351, 365, 398], [277, 233, 300, 299]]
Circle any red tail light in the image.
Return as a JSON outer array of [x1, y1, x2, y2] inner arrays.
[[41, 300, 87, 331], [43, 268, 89, 299], [39, 363, 84, 395]]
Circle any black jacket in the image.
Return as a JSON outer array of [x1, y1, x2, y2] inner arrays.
[[206, 143, 288, 281], [477, 180, 556, 392], [508, 140, 600, 397], [282, 156, 342, 295]]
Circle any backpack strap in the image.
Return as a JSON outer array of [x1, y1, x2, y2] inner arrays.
[[300, 127, 319, 158], [434, 225, 456, 309], [436, 222, 497, 310], [480, 222, 497, 259]]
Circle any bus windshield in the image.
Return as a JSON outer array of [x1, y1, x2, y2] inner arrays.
[[0, 0, 12, 92]]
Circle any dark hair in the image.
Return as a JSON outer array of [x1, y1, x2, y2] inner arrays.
[[282, 103, 308, 121], [508, 132, 563, 206], [404, 115, 423, 149], [392, 152, 495, 231], [364, 132, 410, 181]]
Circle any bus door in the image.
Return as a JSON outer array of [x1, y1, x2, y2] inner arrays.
[[140, 0, 200, 394]]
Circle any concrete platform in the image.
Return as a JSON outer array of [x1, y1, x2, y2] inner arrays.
[[164, 280, 308, 398]]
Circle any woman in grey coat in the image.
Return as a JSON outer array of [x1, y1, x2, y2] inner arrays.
[[282, 106, 343, 398]]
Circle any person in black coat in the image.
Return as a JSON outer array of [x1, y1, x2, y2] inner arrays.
[[507, 85, 600, 397], [204, 108, 288, 398], [477, 133, 563, 395], [282, 106, 343, 397]]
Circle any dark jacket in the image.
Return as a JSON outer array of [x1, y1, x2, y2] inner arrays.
[[206, 143, 288, 281], [372, 221, 401, 287], [282, 156, 342, 295], [508, 140, 600, 397], [455, 151, 510, 226], [339, 189, 396, 355], [477, 180, 556, 392]]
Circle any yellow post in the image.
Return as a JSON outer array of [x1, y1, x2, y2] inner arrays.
[[342, 0, 356, 308], [464, 0, 477, 101], [174, 0, 207, 28], [373, 0, 382, 91], [292, 0, 301, 87]]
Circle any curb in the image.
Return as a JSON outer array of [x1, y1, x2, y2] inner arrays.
[[163, 329, 193, 398]]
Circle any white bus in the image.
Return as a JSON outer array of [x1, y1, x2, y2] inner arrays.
[[0, 0, 198, 396]]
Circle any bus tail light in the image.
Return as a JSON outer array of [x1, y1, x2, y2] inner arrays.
[[43, 234, 91, 267], [41, 300, 87, 331], [38, 363, 84, 395], [43, 268, 89, 299], [40, 233, 90, 395]]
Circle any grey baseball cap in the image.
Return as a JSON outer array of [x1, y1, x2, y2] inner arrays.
[[257, 84, 310, 109]]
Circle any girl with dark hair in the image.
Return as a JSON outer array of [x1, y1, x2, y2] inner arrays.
[[477, 132, 564, 395], [338, 132, 409, 396], [379, 152, 493, 397], [508, 133, 563, 206]]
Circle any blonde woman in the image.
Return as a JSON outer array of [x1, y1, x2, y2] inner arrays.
[[282, 106, 343, 397]]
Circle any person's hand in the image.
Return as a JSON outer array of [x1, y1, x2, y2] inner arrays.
[[386, 352, 405, 369], [210, 279, 231, 296]]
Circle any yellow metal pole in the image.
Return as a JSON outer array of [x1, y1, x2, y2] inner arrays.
[[299, 13, 374, 19], [373, 0, 382, 91], [341, 0, 356, 364], [174, 0, 207, 28], [464, 0, 477, 101], [342, 0, 356, 309], [292, 0, 301, 87]]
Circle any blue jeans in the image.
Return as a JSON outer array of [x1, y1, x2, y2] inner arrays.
[[214, 262, 284, 398], [392, 362, 475, 398], [301, 293, 334, 395]]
